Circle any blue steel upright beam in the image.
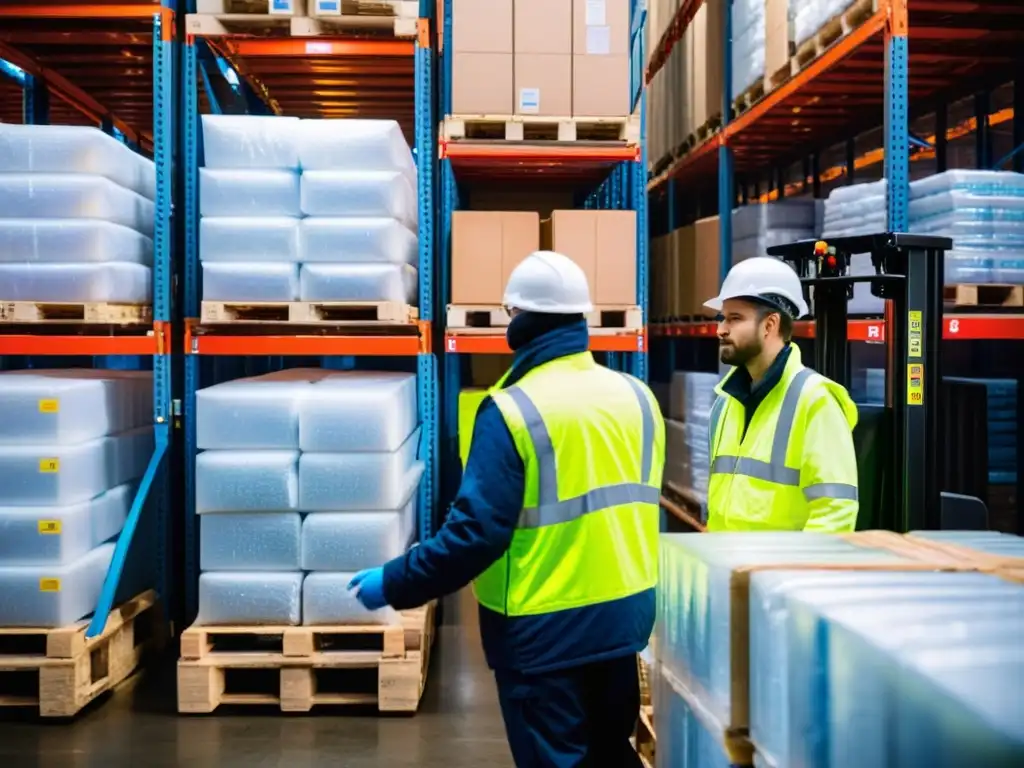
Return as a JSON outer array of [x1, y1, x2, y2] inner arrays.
[[883, 0, 909, 231], [719, 0, 734, 284], [22, 74, 49, 125], [634, 89, 649, 382]]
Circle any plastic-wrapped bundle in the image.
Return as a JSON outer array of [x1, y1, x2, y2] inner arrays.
[[299, 218, 418, 265], [300, 171, 417, 229], [849, 367, 885, 404], [0, 124, 156, 200], [200, 512, 302, 571], [941, 379, 1018, 484], [201, 115, 300, 171], [303, 572, 400, 626], [195, 450, 299, 513], [0, 482, 132, 565], [732, 200, 818, 240], [296, 119, 415, 178], [0, 262, 152, 303], [199, 217, 301, 263], [0, 220, 152, 265], [794, 0, 859, 45], [654, 663, 735, 768], [199, 169, 301, 217], [300, 462, 422, 571], [202, 262, 299, 302], [663, 419, 690, 490], [0, 174, 155, 236], [668, 371, 719, 422], [0, 370, 152, 445], [911, 529, 1024, 560], [911, 169, 1024, 199], [196, 369, 330, 450], [299, 263, 417, 303], [299, 433, 420, 511], [0, 427, 152, 506], [0, 542, 113, 626], [197, 572, 303, 625], [731, 0, 765, 97], [299, 371, 417, 452]]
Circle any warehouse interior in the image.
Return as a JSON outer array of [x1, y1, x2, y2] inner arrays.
[[0, 0, 1022, 766]]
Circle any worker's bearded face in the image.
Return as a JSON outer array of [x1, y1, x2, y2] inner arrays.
[[717, 299, 764, 366]]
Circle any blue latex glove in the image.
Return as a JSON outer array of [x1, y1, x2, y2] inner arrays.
[[348, 568, 388, 611]]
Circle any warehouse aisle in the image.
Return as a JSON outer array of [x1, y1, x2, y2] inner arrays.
[[0, 591, 514, 767]]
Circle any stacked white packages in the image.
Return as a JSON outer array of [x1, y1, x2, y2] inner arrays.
[[732, 0, 765, 99], [0, 370, 153, 626], [663, 372, 718, 517], [0, 125, 155, 303], [732, 200, 819, 264], [793, 1, 860, 46], [200, 116, 417, 304], [194, 368, 422, 626]]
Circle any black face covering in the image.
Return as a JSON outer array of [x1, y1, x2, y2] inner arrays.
[[506, 311, 586, 351]]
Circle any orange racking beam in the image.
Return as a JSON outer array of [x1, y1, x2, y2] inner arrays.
[[441, 141, 640, 163], [184, 320, 431, 356], [227, 39, 414, 58]]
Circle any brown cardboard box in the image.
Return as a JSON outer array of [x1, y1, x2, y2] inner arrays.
[[693, 216, 721, 317], [452, 0, 512, 52], [763, 0, 793, 89], [542, 210, 637, 306], [572, 54, 630, 117], [451, 211, 539, 304], [515, 0, 571, 54], [703, 0, 725, 124], [573, 0, 630, 56], [452, 53, 514, 114], [515, 54, 572, 116]]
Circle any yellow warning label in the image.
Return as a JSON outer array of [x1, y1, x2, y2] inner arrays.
[[38, 520, 61, 535], [38, 398, 60, 414], [907, 363, 924, 407], [38, 458, 60, 473], [39, 578, 61, 593], [908, 311, 923, 359]]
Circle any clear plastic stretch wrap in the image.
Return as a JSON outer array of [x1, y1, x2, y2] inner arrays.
[[0, 370, 152, 445], [0, 542, 114, 627], [299, 218, 418, 265], [654, 663, 734, 768], [0, 220, 153, 265], [0, 174, 155, 236], [199, 169, 301, 218], [197, 571, 304, 626], [195, 450, 299, 513], [0, 427, 152, 506], [299, 371, 418, 452], [731, 0, 765, 98], [298, 263, 417, 303], [0, 263, 152, 303], [199, 218, 301, 263], [200, 115, 300, 171], [295, 119, 414, 177], [201, 263, 299, 302], [200, 512, 302, 571], [0, 482, 133, 566], [793, 0, 859, 45], [303, 572, 400, 626], [300, 171, 417, 228], [0, 124, 156, 199]]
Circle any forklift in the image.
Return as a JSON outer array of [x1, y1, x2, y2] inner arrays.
[[767, 233, 990, 533]]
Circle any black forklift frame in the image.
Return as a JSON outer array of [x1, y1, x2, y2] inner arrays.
[[767, 233, 952, 533]]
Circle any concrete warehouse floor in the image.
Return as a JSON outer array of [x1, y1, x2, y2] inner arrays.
[[0, 590, 515, 768]]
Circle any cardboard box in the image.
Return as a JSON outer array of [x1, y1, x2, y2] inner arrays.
[[693, 216, 721, 317], [572, 54, 630, 117], [515, 54, 572, 116], [542, 210, 637, 306], [451, 211, 539, 305], [452, 0, 512, 53], [515, 0, 572, 54], [763, 0, 794, 87], [452, 53, 514, 114]]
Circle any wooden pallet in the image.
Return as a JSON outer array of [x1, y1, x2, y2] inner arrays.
[[635, 703, 656, 768], [447, 304, 642, 332], [200, 300, 418, 325], [767, 0, 878, 91], [0, 301, 151, 325], [0, 591, 163, 717], [944, 284, 1024, 308], [731, 80, 765, 119], [188, 0, 416, 37], [443, 114, 640, 144], [177, 602, 435, 714]]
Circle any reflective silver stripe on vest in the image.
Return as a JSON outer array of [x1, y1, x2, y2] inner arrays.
[[804, 482, 859, 501], [506, 373, 658, 529], [710, 368, 814, 487], [708, 395, 727, 458]]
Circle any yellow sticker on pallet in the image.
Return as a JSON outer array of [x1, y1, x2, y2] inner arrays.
[[38, 520, 61, 535], [39, 578, 61, 593], [38, 398, 60, 413], [38, 458, 59, 473]]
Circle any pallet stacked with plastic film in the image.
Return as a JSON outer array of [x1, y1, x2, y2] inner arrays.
[[0, 125, 156, 317], [199, 116, 419, 325], [652, 531, 1024, 767], [187, 0, 418, 39], [662, 371, 716, 517], [179, 368, 430, 714], [0, 370, 161, 715]]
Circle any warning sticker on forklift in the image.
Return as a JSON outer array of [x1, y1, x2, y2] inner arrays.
[[908, 311, 923, 358], [907, 363, 924, 406]]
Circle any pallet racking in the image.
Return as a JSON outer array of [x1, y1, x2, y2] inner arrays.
[[0, 2, 176, 638], [645, 0, 1024, 531]]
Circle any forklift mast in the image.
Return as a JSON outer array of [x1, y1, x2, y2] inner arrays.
[[767, 233, 952, 533]]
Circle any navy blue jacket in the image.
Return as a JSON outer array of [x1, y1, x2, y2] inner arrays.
[[381, 318, 655, 674]]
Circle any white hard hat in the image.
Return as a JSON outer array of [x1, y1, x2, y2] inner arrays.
[[704, 256, 810, 318], [503, 250, 594, 314]]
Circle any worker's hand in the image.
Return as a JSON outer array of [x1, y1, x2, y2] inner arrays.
[[347, 568, 388, 611]]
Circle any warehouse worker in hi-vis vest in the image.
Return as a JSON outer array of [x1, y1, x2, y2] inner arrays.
[[704, 256, 860, 532], [350, 250, 664, 767]]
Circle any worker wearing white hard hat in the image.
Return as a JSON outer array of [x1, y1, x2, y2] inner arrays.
[[351, 250, 662, 766], [703, 255, 860, 533]]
